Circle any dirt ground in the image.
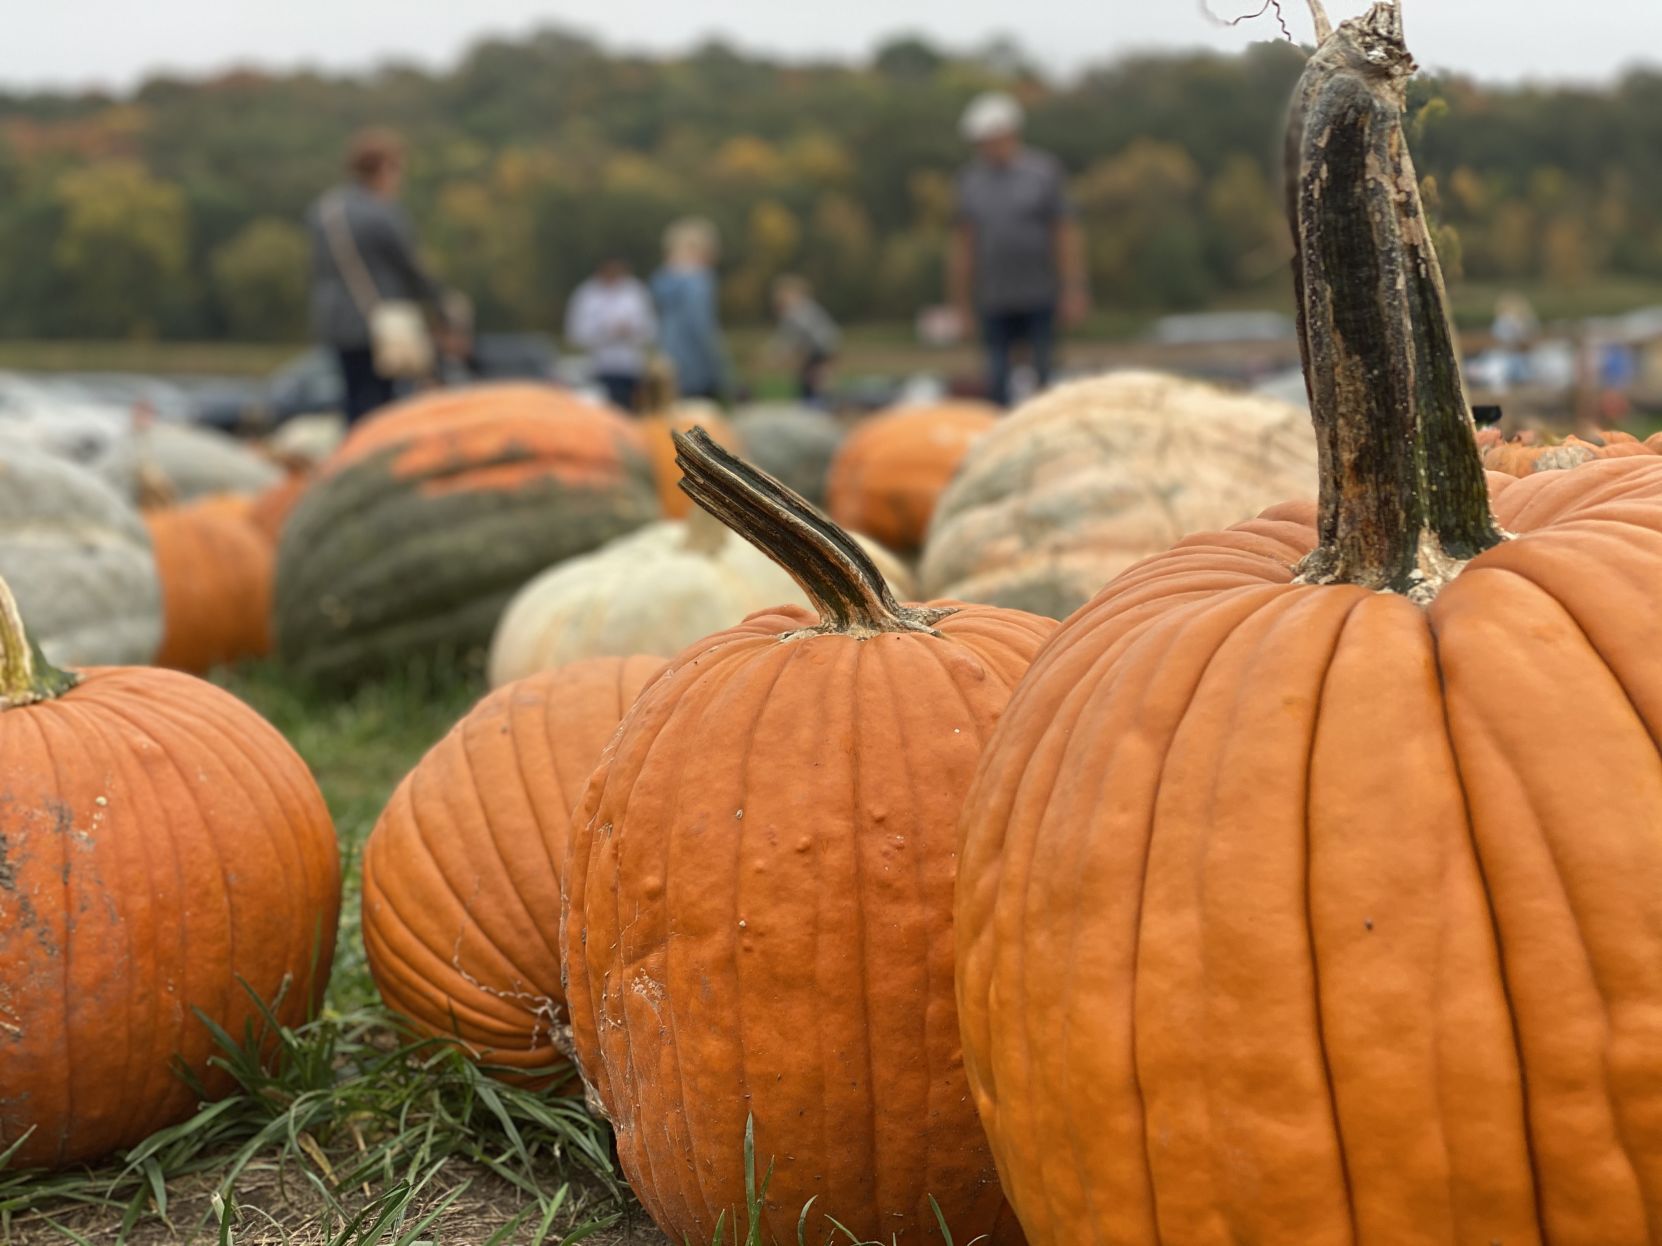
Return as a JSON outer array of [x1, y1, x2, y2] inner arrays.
[[4, 1161, 671, 1245]]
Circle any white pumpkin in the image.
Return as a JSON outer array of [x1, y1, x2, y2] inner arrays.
[[488, 512, 914, 687], [919, 371, 1319, 619], [0, 437, 164, 666], [136, 422, 284, 502]]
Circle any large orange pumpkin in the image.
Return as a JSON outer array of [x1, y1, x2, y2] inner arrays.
[[563, 431, 1052, 1244], [826, 401, 997, 552], [274, 384, 660, 686], [0, 574, 340, 1169], [957, 12, 1662, 1242], [361, 654, 663, 1083], [145, 495, 274, 673]]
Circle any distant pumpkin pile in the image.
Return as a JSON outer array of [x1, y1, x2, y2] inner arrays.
[[9, 7, 1662, 1244]]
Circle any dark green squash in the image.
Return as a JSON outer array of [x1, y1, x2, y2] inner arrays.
[[274, 384, 660, 686]]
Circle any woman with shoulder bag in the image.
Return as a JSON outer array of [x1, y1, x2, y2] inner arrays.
[[307, 128, 459, 425]]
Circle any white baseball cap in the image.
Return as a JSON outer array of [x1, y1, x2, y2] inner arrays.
[[960, 92, 1024, 142]]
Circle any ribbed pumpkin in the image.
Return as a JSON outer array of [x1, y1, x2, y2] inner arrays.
[[958, 12, 1662, 1241], [826, 402, 997, 552], [362, 655, 663, 1082], [639, 404, 745, 518], [145, 495, 274, 673], [919, 373, 1318, 619], [563, 430, 1053, 1244], [488, 511, 914, 687], [730, 404, 845, 506], [274, 384, 660, 686], [0, 437, 163, 667], [0, 573, 340, 1169]]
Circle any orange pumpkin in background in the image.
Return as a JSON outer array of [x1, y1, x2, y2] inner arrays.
[[145, 495, 274, 673], [958, 11, 1662, 1241], [563, 430, 1051, 1245], [361, 654, 663, 1084], [638, 405, 745, 518], [0, 572, 340, 1170], [826, 401, 997, 552]]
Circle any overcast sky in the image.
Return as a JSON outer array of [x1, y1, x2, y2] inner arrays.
[[5, 1, 1657, 93]]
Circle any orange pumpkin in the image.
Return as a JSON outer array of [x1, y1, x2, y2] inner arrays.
[[639, 405, 744, 518], [563, 431, 1052, 1244], [1478, 427, 1656, 477], [0, 574, 340, 1169], [361, 654, 663, 1083], [826, 402, 997, 552], [958, 14, 1662, 1241], [274, 383, 660, 685], [249, 472, 307, 545], [145, 495, 274, 673]]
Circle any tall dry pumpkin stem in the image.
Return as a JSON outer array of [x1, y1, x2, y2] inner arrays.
[[1288, 2, 1502, 603], [0, 575, 78, 709], [673, 428, 947, 637]]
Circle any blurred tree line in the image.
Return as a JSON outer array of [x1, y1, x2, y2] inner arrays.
[[0, 28, 1659, 342]]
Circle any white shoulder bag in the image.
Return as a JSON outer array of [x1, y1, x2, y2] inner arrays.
[[322, 193, 434, 380]]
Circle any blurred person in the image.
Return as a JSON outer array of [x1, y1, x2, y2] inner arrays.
[[651, 217, 727, 403], [949, 91, 1089, 407], [566, 259, 656, 411], [307, 127, 459, 425], [771, 274, 840, 405]]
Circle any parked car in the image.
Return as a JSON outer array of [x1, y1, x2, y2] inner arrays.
[[192, 334, 564, 432]]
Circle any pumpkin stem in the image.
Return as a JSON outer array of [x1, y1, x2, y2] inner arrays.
[[0, 575, 79, 710], [1288, 2, 1502, 604], [673, 428, 948, 637]]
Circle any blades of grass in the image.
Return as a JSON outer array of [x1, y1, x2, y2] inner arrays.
[[928, 1196, 954, 1246], [797, 1195, 820, 1246], [211, 1189, 236, 1246], [480, 1204, 534, 1246]]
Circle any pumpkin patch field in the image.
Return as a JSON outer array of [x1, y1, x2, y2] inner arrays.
[[13, 8, 1662, 1246]]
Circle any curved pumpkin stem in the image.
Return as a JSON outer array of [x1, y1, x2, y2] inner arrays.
[[673, 428, 948, 637], [1287, 2, 1502, 603], [0, 575, 79, 710]]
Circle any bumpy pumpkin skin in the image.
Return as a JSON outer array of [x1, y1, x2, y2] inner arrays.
[[827, 403, 997, 553], [145, 497, 274, 673], [0, 439, 163, 667], [957, 457, 1662, 1245], [920, 373, 1318, 619], [274, 384, 660, 686], [565, 601, 1053, 1245], [0, 667, 340, 1169], [363, 655, 662, 1084]]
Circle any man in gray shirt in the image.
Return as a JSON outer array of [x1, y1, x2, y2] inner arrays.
[[949, 92, 1089, 407]]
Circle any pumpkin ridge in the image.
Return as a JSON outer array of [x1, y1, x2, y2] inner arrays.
[[1299, 593, 1369, 1239], [82, 690, 254, 1075], [59, 691, 218, 1143], [1422, 592, 1548, 1233], [1129, 587, 1306, 1232], [402, 765, 551, 1017], [155, 672, 343, 1010], [43, 693, 210, 1147], [1431, 578, 1648, 1230], [453, 718, 565, 982]]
